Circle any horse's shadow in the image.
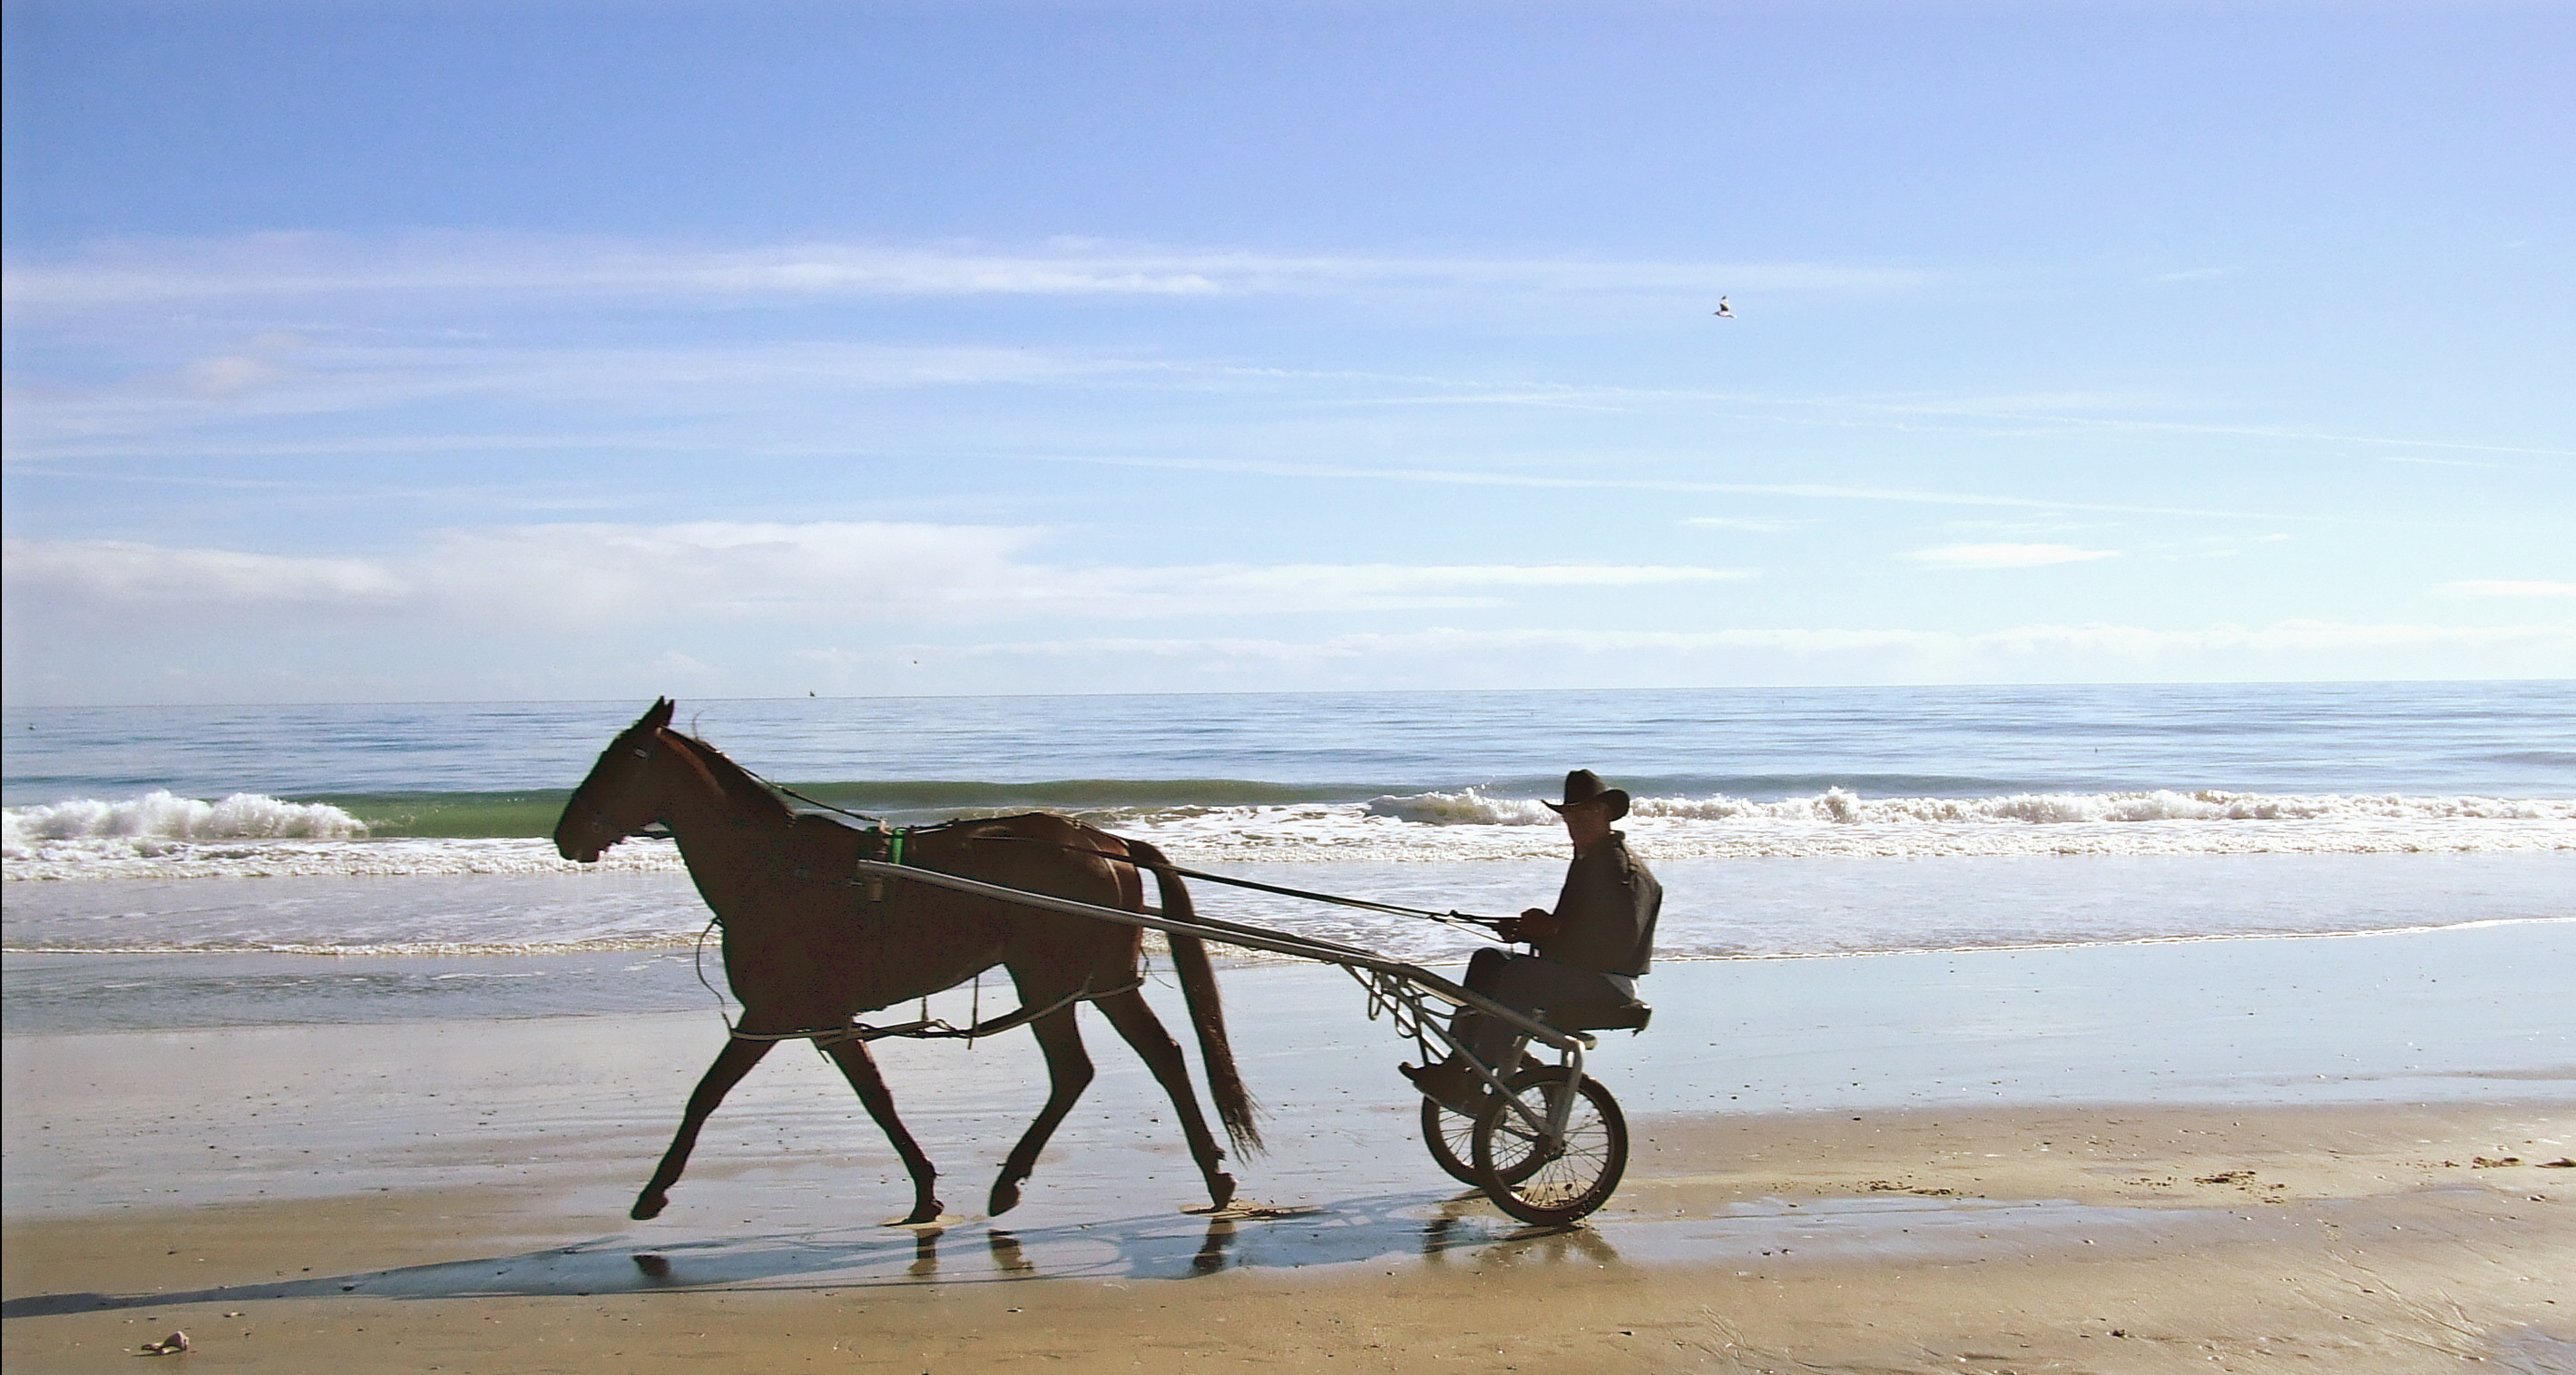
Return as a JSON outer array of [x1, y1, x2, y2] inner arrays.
[[2, 1188, 1621, 1321]]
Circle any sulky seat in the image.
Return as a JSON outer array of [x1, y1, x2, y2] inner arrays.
[[1543, 1000, 1653, 1034]]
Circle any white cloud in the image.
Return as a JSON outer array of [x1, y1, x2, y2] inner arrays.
[[2, 538, 409, 607], [1, 525, 1743, 630], [1905, 543, 2119, 569], [420, 522, 1054, 624], [2443, 580, 2576, 598], [181, 353, 293, 398]]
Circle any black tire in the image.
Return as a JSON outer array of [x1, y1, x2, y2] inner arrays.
[[1470, 1068, 1628, 1227], [1420, 1096, 1483, 1186]]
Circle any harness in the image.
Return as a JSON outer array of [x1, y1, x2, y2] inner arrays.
[[712, 820, 1148, 1049], [674, 763, 1503, 1048], [723, 975, 1145, 1047]]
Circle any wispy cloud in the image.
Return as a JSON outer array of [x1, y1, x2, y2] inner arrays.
[[1682, 516, 1807, 533], [3, 232, 1923, 311], [1054, 455, 2297, 522], [2382, 455, 2503, 469], [1906, 543, 2119, 569], [1, 538, 409, 605], [2, 525, 1746, 628], [1, 339, 1149, 459], [2443, 580, 2576, 599]]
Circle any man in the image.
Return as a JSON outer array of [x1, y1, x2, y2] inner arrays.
[[1402, 770, 1661, 1114]]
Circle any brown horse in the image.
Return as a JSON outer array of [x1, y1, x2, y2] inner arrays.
[[553, 698, 1259, 1224]]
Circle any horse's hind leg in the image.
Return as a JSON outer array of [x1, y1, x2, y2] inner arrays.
[[1093, 988, 1238, 1212], [988, 1006, 1094, 1216], [819, 1039, 945, 1225], [634, 1036, 773, 1220]]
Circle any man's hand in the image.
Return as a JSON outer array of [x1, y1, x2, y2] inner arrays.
[[1498, 907, 1559, 944]]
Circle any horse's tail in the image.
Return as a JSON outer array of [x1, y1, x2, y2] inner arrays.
[[1126, 838, 1263, 1156]]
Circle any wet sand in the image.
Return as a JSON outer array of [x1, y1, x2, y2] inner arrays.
[[7, 925, 2574, 1371]]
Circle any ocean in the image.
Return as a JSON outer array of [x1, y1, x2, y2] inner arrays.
[[5, 683, 2571, 1034]]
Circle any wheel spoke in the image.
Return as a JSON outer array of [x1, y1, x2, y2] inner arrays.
[[1469, 1068, 1628, 1225]]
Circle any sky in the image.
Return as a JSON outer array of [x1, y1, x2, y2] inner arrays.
[[4, 0, 2571, 705]]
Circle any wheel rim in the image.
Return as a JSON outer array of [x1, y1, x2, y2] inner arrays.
[[1471, 1070, 1627, 1225], [1420, 1096, 1483, 1186]]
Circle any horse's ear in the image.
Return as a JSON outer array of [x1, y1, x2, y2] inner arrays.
[[643, 698, 676, 730]]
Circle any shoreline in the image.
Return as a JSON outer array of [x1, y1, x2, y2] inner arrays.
[[9, 924, 2574, 1215], [8, 852, 2572, 1038]]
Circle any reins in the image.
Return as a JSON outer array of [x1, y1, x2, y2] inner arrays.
[[727, 748, 1505, 936], [988, 835, 1507, 935]]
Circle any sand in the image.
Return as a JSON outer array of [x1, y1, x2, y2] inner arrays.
[[7, 926, 2574, 1372]]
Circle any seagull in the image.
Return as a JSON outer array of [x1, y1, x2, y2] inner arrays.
[[1714, 297, 1735, 319]]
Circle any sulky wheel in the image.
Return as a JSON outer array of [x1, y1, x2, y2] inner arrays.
[[1421, 1096, 1484, 1186], [1470, 1067, 1629, 1227]]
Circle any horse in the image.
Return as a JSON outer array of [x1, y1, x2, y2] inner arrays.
[[553, 698, 1260, 1224]]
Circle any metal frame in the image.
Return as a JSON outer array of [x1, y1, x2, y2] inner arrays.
[[847, 859, 1592, 1149]]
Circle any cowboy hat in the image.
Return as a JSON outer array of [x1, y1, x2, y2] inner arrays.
[[1543, 769, 1630, 820]]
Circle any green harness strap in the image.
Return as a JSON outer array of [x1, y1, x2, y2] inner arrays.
[[858, 826, 908, 904]]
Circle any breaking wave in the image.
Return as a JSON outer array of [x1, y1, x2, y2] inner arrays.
[[7, 786, 2571, 879], [1363, 785, 2576, 827], [5, 791, 368, 853]]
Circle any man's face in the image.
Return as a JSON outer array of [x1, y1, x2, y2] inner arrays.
[[1559, 799, 1614, 845]]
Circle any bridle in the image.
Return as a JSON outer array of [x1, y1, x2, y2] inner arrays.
[[572, 728, 663, 848]]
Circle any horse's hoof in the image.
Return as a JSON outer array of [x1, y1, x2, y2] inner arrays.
[[631, 1194, 668, 1221], [1209, 1172, 1239, 1212], [901, 1200, 945, 1226], [989, 1178, 1024, 1216]]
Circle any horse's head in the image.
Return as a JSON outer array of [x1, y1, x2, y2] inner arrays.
[[555, 697, 678, 863]]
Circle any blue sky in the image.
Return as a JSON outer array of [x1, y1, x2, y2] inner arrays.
[[5, 0, 2570, 704]]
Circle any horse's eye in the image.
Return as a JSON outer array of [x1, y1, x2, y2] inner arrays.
[[630, 747, 651, 760]]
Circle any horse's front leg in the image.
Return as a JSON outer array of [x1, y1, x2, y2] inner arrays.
[[819, 1038, 945, 1224], [989, 1005, 1094, 1216], [1093, 987, 1237, 1213], [634, 1036, 773, 1220]]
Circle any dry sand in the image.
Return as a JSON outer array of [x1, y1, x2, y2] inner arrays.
[[7, 929, 2574, 1372]]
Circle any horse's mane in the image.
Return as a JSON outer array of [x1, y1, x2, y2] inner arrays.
[[661, 730, 795, 825]]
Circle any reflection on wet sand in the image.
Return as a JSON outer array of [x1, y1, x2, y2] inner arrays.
[[1191, 1217, 1235, 1272], [0, 1187, 1603, 1319], [1484, 1221, 1621, 1269], [986, 1229, 1035, 1274]]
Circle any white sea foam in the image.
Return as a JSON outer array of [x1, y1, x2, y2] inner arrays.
[[6, 788, 2571, 881], [0, 833, 683, 881], [4, 791, 369, 859], [1365, 785, 2573, 828]]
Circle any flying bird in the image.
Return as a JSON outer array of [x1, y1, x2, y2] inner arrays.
[[1713, 297, 1735, 318]]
